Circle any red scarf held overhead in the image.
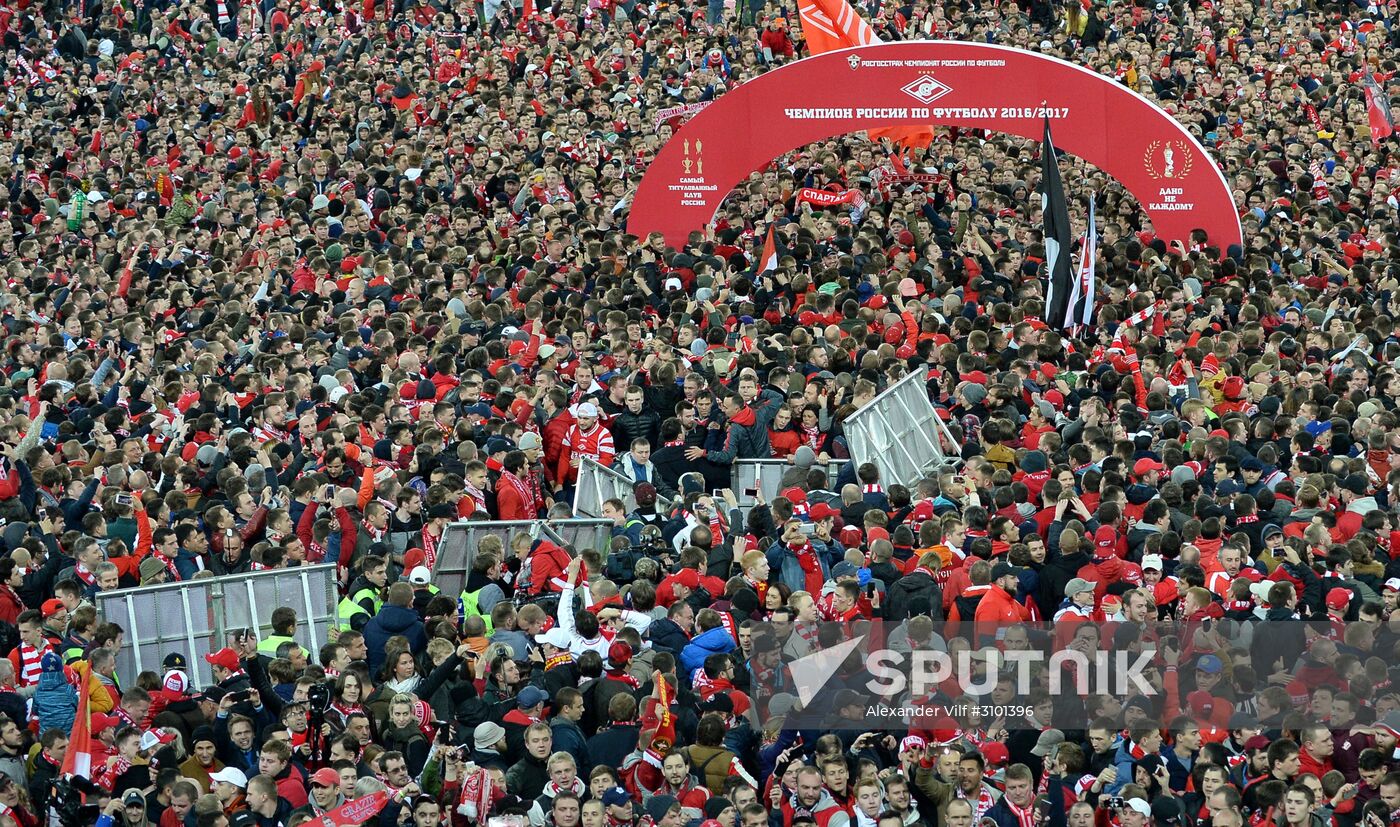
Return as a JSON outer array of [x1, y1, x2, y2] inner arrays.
[[795, 187, 865, 209]]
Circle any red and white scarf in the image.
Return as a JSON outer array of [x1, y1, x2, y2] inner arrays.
[[17, 643, 49, 687], [957, 784, 996, 821], [420, 526, 440, 569], [500, 469, 535, 516]]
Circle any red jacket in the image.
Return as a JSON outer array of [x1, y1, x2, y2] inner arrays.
[[0, 586, 22, 625], [973, 585, 1030, 625], [524, 540, 584, 595], [541, 411, 575, 485], [1297, 745, 1334, 780], [496, 480, 533, 521]]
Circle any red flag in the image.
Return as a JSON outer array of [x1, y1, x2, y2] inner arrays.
[[60, 668, 93, 777], [1363, 71, 1394, 146], [797, 0, 934, 149], [522, 0, 534, 17], [759, 225, 777, 273], [313, 789, 395, 827]]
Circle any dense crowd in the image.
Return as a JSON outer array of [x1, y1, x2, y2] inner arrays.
[[0, 0, 1399, 825]]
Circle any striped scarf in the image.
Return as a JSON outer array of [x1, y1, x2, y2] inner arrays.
[[957, 784, 996, 821], [1003, 798, 1037, 827], [17, 643, 48, 687]]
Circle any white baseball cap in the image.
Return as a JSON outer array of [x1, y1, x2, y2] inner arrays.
[[576, 402, 599, 418], [209, 768, 248, 788], [535, 627, 571, 650], [1141, 554, 1163, 572], [408, 566, 431, 585], [1124, 799, 1151, 817]]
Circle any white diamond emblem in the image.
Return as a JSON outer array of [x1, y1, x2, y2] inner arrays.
[[900, 75, 952, 104]]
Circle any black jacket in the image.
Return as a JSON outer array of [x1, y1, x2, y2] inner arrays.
[[647, 618, 690, 656], [29, 752, 60, 818], [586, 723, 640, 772], [505, 754, 550, 799], [610, 409, 660, 452], [1250, 606, 1307, 679], [1040, 550, 1092, 617], [886, 570, 944, 622]]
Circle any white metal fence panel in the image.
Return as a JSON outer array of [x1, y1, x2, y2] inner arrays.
[[844, 371, 961, 487]]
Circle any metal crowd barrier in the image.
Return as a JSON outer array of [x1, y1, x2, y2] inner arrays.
[[433, 518, 615, 598], [95, 564, 338, 688], [573, 458, 673, 517], [845, 370, 961, 486], [732, 459, 841, 515]]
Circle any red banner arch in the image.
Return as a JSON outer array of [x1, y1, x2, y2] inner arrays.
[[628, 42, 1242, 252]]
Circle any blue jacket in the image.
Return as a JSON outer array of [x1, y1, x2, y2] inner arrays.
[[549, 718, 590, 771], [34, 664, 76, 734], [766, 540, 830, 594], [174, 549, 204, 581], [647, 618, 690, 656], [1109, 741, 1153, 795], [364, 605, 428, 675], [679, 626, 737, 679]]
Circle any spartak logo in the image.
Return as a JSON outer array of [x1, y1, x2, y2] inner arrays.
[[900, 74, 953, 105]]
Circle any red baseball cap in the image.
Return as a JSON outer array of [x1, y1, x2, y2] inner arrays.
[[311, 768, 341, 787], [607, 642, 633, 666], [1094, 526, 1117, 557], [809, 503, 838, 522], [203, 648, 240, 671], [91, 713, 122, 733], [41, 598, 65, 618], [1133, 458, 1164, 477], [981, 742, 1010, 767], [1326, 587, 1351, 611], [780, 487, 807, 505]]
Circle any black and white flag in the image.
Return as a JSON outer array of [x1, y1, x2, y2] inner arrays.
[[1040, 118, 1075, 330]]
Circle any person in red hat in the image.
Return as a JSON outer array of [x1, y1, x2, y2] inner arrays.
[[203, 648, 249, 693], [1077, 527, 1140, 601], [307, 766, 344, 814]]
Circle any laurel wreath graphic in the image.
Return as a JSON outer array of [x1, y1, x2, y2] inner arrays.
[[1143, 140, 1195, 180]]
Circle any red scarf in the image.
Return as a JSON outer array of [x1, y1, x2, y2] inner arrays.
[[420, 526, 440, 569], [500, 469, 535, 516], [1003, 798, 1037, 827]]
